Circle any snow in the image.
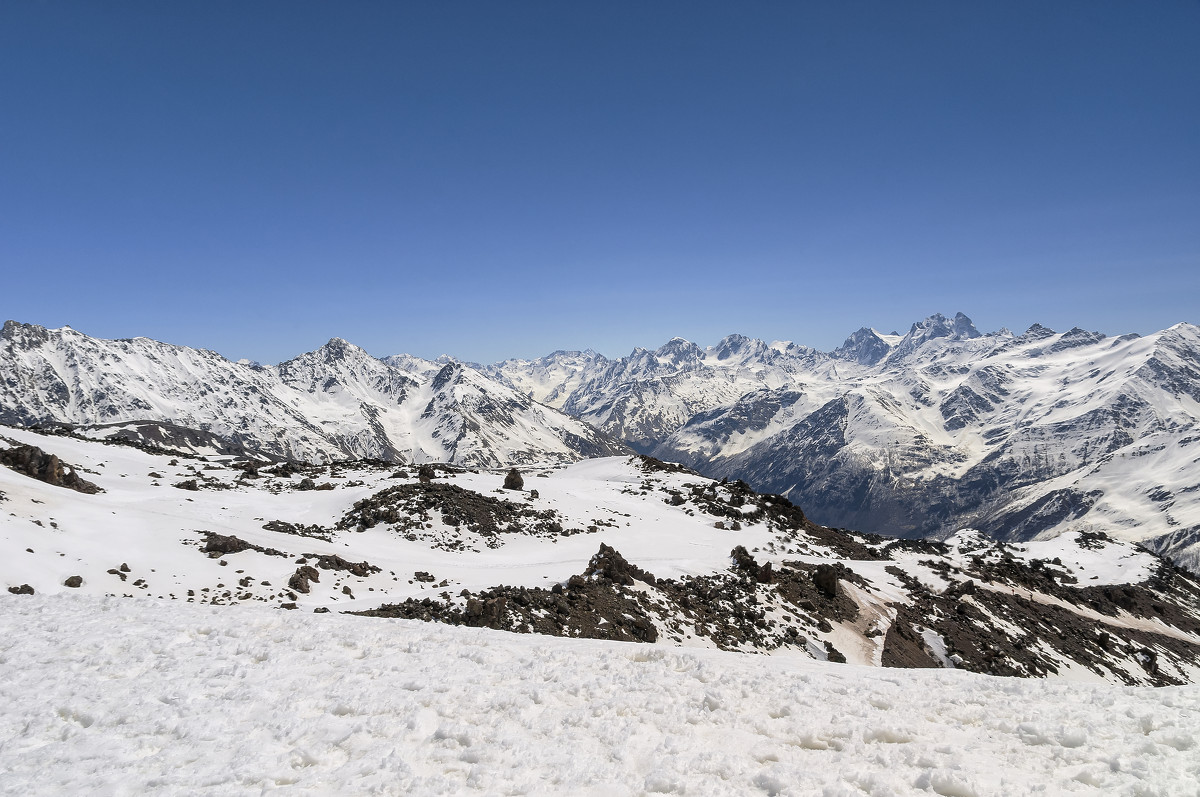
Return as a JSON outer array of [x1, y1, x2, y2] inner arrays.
[[0, 429, 773, 608], [3, 423, 1200, 793], [2, 594, 1198, 796]]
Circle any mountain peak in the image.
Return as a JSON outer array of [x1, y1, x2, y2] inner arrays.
[[431, 361, 464, 392], [1, 320, 52, 348], [712, 333, 767, 361], [833, 327, 892, 366], [306, 336, 373, 364], [907, 312, 980, 340], [654, 337, 704, 364]]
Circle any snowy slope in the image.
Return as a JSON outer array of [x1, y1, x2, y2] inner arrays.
[[4, 425, 1199, 688], [4, 594, 1199, 796], [0, 321, 626, 466]]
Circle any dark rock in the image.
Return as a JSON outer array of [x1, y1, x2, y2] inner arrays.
[[730, 546, 773, 583], [200, 532, 287, 558], [338, 481, 580, 551], [0, 445, 100, 494], [174, 479, 200, 491], [813, 564, 839, 597], [296, 477, 315, 491], [262, 519, 333, 541], [503, 468, 525, 491], [7, 584, 34, 595], [586, 543, 655, 586], [304, 553, 380, 577], [288, 565, 321, 594], [63, 575, 83, 588], [203, 533, 253, 556]]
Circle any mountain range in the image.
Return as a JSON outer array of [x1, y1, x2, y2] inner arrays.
[[488, 314, 1200, 571], [3, 314, 1199, 570], [0, 320, 626, 467]]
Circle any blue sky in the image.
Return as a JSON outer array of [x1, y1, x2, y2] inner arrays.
[[2, 1, 1197, 364]]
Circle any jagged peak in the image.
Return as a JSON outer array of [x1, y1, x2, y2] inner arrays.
[[1061, 326, 1106, 341], [644, 337, 704, 366], [711, 333, 768, 361], [906, 312, 980, 340], [656, 336, 700, 351], [832, 327, 893, 366], [2, 320, 53, 347], [430, 360, 464, 392], [1017, 323, 1058, 343], [876, 313, 983, 362], [321, 336, 371, 356]]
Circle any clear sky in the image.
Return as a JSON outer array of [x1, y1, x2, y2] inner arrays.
[[2, 1, 1197, 364]]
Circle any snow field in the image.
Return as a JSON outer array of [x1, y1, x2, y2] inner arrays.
[[2, 594, 1198, 796]]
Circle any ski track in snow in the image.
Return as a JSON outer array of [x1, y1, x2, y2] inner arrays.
[[2, 595, 1198, 797]]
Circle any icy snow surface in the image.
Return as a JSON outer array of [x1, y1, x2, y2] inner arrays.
[[2, 594, 1199, 796]]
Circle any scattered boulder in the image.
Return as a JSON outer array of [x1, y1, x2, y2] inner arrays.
[[0, 445, 100, 494], [418, 464, 435, 484], [465, 596, 509, 628], [731, 546, 774, 583], [503, 468, 525, 491], [586, 543, 655, 586], [173, 479, 200, 491], [813, 564, 839, 597], [63, 575, 83, 588], [202, 533, 253, 556], [304, 553, 380, 577], [7, 584, 34, 595], [261, 519, 333, 541], [200, 532, 287, 558], [288, 565, 321, 594]]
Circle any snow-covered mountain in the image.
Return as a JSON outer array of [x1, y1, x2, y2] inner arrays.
[[494, 314, 1200, 571], [0, 321, 627, 466], [489, 335, 823, 452], [3, 424, 1199, 687], [4, 314, 1199, 571]]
